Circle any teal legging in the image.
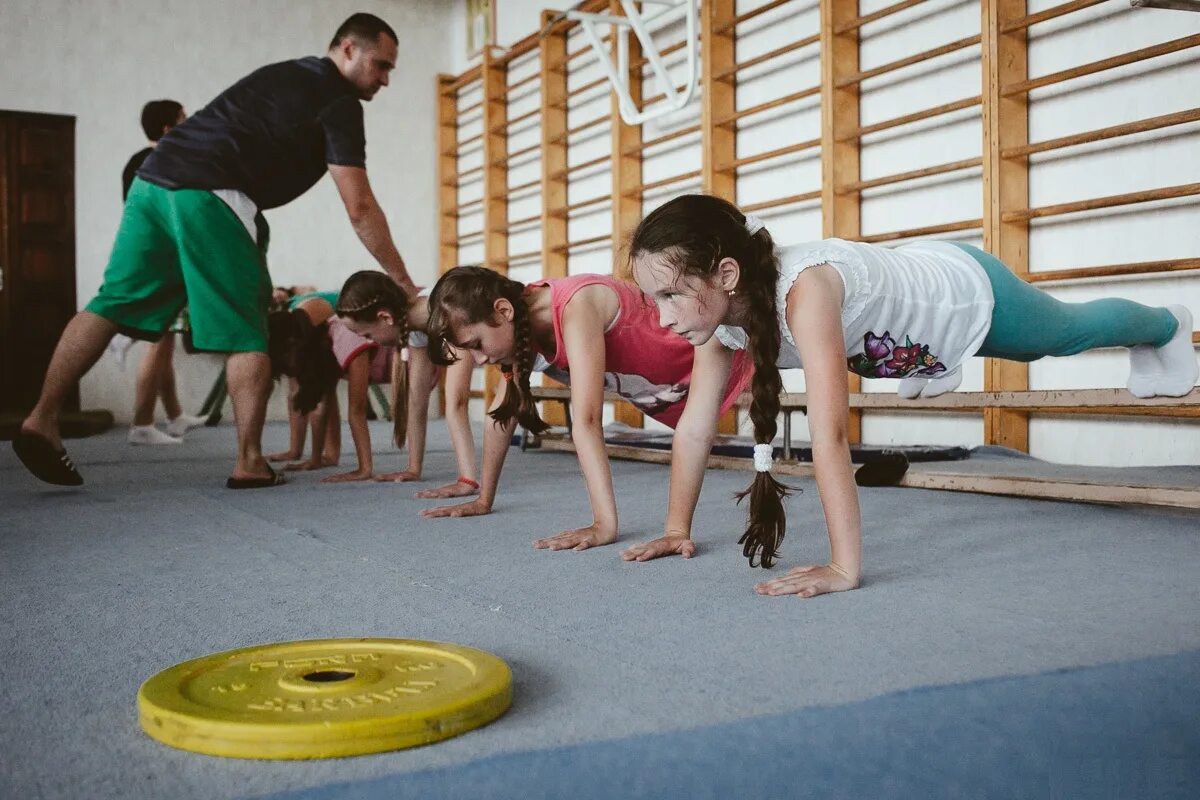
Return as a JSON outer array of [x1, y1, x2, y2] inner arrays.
[[950, 243, 1178, 363]]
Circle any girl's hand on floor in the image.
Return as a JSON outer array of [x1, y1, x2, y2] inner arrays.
[[621, 535, 695, 562], [321, 469, 373, 483], [415, 481, 478, 499], [532, 524, 617, 552], [284, 458, 328, 472], [267, 450, 300, 462], [420, 498, 492, 518], [754, 564, 859, 598], [375, 469, 420, 483]]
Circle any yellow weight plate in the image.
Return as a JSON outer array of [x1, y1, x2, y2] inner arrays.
[[137, 638, 512, 759]]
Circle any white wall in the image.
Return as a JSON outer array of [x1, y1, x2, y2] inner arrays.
[[445, 0, 1200, 466], [0, 0, 455, 422]]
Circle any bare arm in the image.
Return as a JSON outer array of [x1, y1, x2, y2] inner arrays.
[[532, 292, 619, 551], [323, 355, 373, 482], [376, 345, 436, 481], [621, 339, 734, 562], [420, 376, 514, 518], [329, 165, 416, 295], [414, 353, 480, 497], [757, 266, 860, 597]]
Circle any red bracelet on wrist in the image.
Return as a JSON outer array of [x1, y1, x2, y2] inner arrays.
[[457, 476, 480, 489]]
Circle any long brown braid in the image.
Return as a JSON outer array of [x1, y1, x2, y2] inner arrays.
[[426, 266, 549, 434], [336, 270, 412, 449], [629, 194, 793, 568]]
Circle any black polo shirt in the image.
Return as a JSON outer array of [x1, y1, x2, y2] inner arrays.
[[138, 56, 366, 210]]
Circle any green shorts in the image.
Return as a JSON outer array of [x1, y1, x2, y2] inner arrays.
[[86, 178, 272, 353]]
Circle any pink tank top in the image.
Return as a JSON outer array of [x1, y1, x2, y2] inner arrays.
[[328, 317, 394, 385], [528, 274, 752, 429]]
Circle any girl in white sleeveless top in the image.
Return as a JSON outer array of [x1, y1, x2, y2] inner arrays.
[[623, 194, 1196, 599]]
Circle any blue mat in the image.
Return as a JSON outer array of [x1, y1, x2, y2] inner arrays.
[[260, 648, 1200, 800]]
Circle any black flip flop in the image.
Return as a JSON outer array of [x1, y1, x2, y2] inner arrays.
[[12, 431, 84, 486], [854, 452, 909, 487], [226, 464, 287, 490]]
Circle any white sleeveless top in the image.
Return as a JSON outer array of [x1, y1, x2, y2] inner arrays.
[[407, 286, 433, 348], [714, 239, 994, 378]]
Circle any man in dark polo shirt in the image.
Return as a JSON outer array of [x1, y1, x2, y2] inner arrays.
[[14, 12, 416, 489]]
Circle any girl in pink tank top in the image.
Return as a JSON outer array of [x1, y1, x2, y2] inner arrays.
[[420, 266, 752, 552]]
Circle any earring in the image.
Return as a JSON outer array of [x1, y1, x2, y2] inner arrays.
[[728, 290, 737, 296]]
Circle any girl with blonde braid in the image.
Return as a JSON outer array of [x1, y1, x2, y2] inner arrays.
[[420, 266, 753, 552], [334, 271, 480, 495], [624, 194, 1196, 598]]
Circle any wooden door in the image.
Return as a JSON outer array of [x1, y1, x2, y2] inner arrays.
[[0, 111, 77, 413]]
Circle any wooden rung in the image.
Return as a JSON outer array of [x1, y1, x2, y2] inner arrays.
[[1028, 258, 1200, 284], [642, 81, 697, 108], [552, 233, 612, 252], [714, 0, 796, 35], [1001, 183, 1200, 223], [713, 35, 820, 81], [1002, 108, 1200, 159], [447, 231, 484, 246], [1002, 34, 1200, 96], [627, 169, 703, 195], [550, 153, 610, 180], [458, 100, 483, 116], [553, 76, 608, 108], [839, 157, 983, 193], [549, 114, 609, 144], [770, 388, 1200, 412], [451, 133, 484, 153], [490, 107, 540, 134], [712, 86, 821, 127], [1001, 0, 1110, 34], [858, 218, 981, 243], [455, 198, 484, 213], [508, 178, 541, 195], [500, 72, 540, 97], [833, 0, 926, 34], [630, 40, 688, 71], [840, 96, 981, 142], [551, 195, 612, 216], [624, 124, 702, 155], [492, 248, 543, 266], [545, 35, 613, 72], [441, 165, 484, 187], [493, 142, 540, 167], [508, 213, 542, 229], [836, 34, 981, 88], [741, 191, 822, 213], [440, 68, 482, 94], [716, 138, 821, 172]]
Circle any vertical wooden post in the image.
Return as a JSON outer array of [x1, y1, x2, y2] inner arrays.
[[820, 0, 863, 444], [982, 0, 1030, 451], [482, 48, 510, 410], [702, 0, 740, 435], [539, 11, 571, 427], [437, 75, 460, 279], [611, 0, 646, 428], [436, 74, 461, 418]]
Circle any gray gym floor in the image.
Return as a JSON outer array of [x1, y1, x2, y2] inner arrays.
[[2, 420, 1198, 799]]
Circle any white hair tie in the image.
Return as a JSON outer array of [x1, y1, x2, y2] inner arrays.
[[744, 214, 766, 237], [753, 443, 774, 473]]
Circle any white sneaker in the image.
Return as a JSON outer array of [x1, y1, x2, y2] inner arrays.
[[165, 413, 207, 438], [128, 425, 182, 446], [1127, 305, 1198, 398]]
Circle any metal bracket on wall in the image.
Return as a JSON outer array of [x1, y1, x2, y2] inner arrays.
[[565, 0, 699, 126]]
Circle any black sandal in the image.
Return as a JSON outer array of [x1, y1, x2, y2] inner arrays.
[[12, 431, 84, 486], [225, 464, 287, 489]]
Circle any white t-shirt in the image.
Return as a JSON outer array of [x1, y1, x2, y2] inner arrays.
[[714, 239, 994, 378], [407, 286, 433, 348]]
